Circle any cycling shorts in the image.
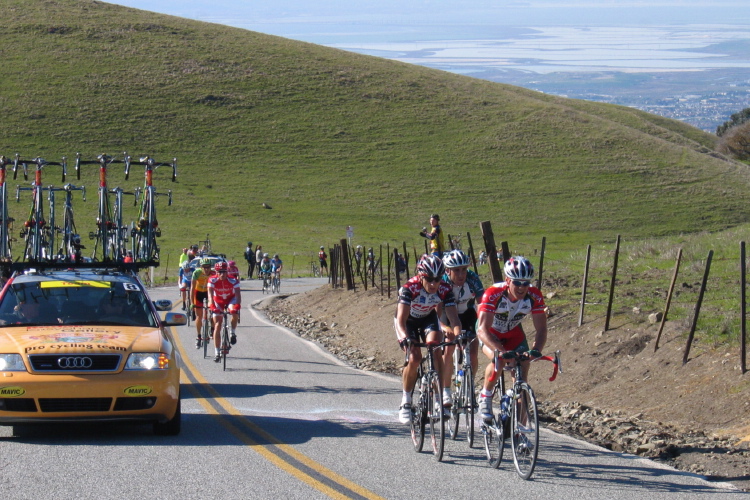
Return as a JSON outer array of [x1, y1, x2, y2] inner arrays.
[[482, 325, 528, 352], [458, 308, 478, 334], [395, 310, 441, 344], [193, 291, 208, 307]]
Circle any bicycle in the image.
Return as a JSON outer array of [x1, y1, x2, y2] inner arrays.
[[125, 155, 176, 263], [14, 156, 67, 262], [404, 337, 447, 462], [261, 271, 271, 294], [271, 272, 281, 293], [48, 183, 86, 262], [447, 330, 478, 447], [0, 156, 15, 261], [481, 349, 561, 479], [215, 306, 231, 371]]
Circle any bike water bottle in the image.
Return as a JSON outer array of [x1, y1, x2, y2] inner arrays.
[[456, 369, 464, 389]]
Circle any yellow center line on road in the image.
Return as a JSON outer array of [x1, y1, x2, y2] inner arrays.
[[170, 325, 385, 500]]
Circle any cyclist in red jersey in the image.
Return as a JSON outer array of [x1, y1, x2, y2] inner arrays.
[[207, 261, 242, 362], [227, 260, 240, 280], [394, 254, 462, 424], [476, 256, 547, 421]]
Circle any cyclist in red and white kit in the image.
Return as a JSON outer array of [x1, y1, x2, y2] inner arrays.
[[394, 254, 462, 424], [207, 261, 242, 362], [477, 256, 547, 421]]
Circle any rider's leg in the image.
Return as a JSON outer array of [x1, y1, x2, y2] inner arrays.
[[213, 313, 224, 349]]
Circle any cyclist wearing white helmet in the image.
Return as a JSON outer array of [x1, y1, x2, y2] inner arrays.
[[178, 260, 193, 311], [476, 256, 547, 421], [440, 250, 484, 405], [394, 254, 462, 424]]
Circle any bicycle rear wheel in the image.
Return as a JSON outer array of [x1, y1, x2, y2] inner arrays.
[[202, 313, 210, 359], [511, 383, 539, 480], [482, 417, 504, 468], [426, 372, 445, 462], [410, 385, 425, 452], [463, 367, 475, 448], [448, 363, 461, 440], [222, 320, 229, 371]]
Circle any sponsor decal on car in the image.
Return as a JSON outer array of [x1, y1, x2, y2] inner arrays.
[[123, 385, 153, 396], [0, 386, 25, 397]]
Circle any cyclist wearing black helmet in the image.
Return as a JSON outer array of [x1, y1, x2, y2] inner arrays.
[[394, 254, 462, 424]]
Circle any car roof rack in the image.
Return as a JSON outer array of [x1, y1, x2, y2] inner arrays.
[[0, 261, 159, 274]]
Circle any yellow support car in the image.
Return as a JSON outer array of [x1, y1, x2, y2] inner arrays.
[[0, 265, 186, 435]]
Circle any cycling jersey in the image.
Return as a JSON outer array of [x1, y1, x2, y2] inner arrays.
[[259, 259, 271, 273], [271, 258, 282, 272], [398, 275, 456, 319], [478, 283, 545, 348], [442, 270, 484, 315], [191, 268, 211, 293], [179, 267, 193, 290], [228, 263, 240, 280], [208, 275, 240, 309]]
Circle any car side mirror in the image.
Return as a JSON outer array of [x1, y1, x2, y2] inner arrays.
[[153, 299, 172, 311], [162, 312, 187, 327]]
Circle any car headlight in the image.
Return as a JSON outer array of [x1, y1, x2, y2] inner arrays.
[[0, 354, 26, 371], [125, 353, 169, 370]]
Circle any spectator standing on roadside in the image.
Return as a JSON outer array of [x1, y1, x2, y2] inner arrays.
[[419, 214, 445, 258], [355, 245, 363, 274], [318, 246, 328, 277], [244, 242, 256, 278], [255, 246, 264, 279]]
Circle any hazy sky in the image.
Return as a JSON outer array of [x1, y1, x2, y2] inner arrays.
[[108, 1, 750, 28]]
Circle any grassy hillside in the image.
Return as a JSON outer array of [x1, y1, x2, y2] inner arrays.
[[0, 0, 748, 270]]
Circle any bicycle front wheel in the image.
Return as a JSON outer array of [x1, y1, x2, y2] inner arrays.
[[463, 367, 475, 448], [511, 383, 539, 480], [426, 372, 445, 462], [410, 386, 425, 452]]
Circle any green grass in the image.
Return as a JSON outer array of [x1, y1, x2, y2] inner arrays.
[[1, 0, 750, 294]]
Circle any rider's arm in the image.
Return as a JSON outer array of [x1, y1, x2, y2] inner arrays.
[[531, 312, 547, 353], [234, 284, 241, 306], [395, 302, 410, 344], [477, 309, 504, 354], [445, 304, 462, 338], [207, 284, 215, 309]]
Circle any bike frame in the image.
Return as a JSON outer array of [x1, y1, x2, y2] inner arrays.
[[14, 156, 67, 262], [0, 156, 14, 260], [125, 155, 176, 263]]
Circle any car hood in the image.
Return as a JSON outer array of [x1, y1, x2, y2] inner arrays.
[[0, 325, 170, 356]]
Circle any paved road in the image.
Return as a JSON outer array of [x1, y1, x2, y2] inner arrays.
[[0, 277, 744, 499]]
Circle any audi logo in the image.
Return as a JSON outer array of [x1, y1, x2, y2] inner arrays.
[[57, 356, 93, 369]]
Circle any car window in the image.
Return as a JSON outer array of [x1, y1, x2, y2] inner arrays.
[[0, 279, 157, 327]]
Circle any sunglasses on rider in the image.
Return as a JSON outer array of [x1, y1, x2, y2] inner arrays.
[[512, 280, 531, 287], [423, 276, 441, 283]]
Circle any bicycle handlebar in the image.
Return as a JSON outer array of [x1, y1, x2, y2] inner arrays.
[[124, 154, 177, 182], [488, 349, 561, 383]]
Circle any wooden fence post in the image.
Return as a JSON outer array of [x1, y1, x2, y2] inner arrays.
[[340, 239, 354, 290], [537, 236, 546, 289], [683, 250, 713, 365], [578, 244, 591, 327], [467, 231, 479, 275], [604, 235, 621, 331], [480, 221, 503, 283], [655, 248, 682, 351]]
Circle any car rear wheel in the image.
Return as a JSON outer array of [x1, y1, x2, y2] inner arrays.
[[153, 398, 181, 436]]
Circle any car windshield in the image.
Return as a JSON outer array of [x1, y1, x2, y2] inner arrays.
[[0, 278, 157, 327]]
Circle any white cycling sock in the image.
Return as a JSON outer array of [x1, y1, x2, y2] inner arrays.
[[402, 391, 412, 405], [480, 389, 493, 398]]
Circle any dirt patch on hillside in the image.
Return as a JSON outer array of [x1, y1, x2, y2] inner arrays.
[[258, 285, 750, 491]]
